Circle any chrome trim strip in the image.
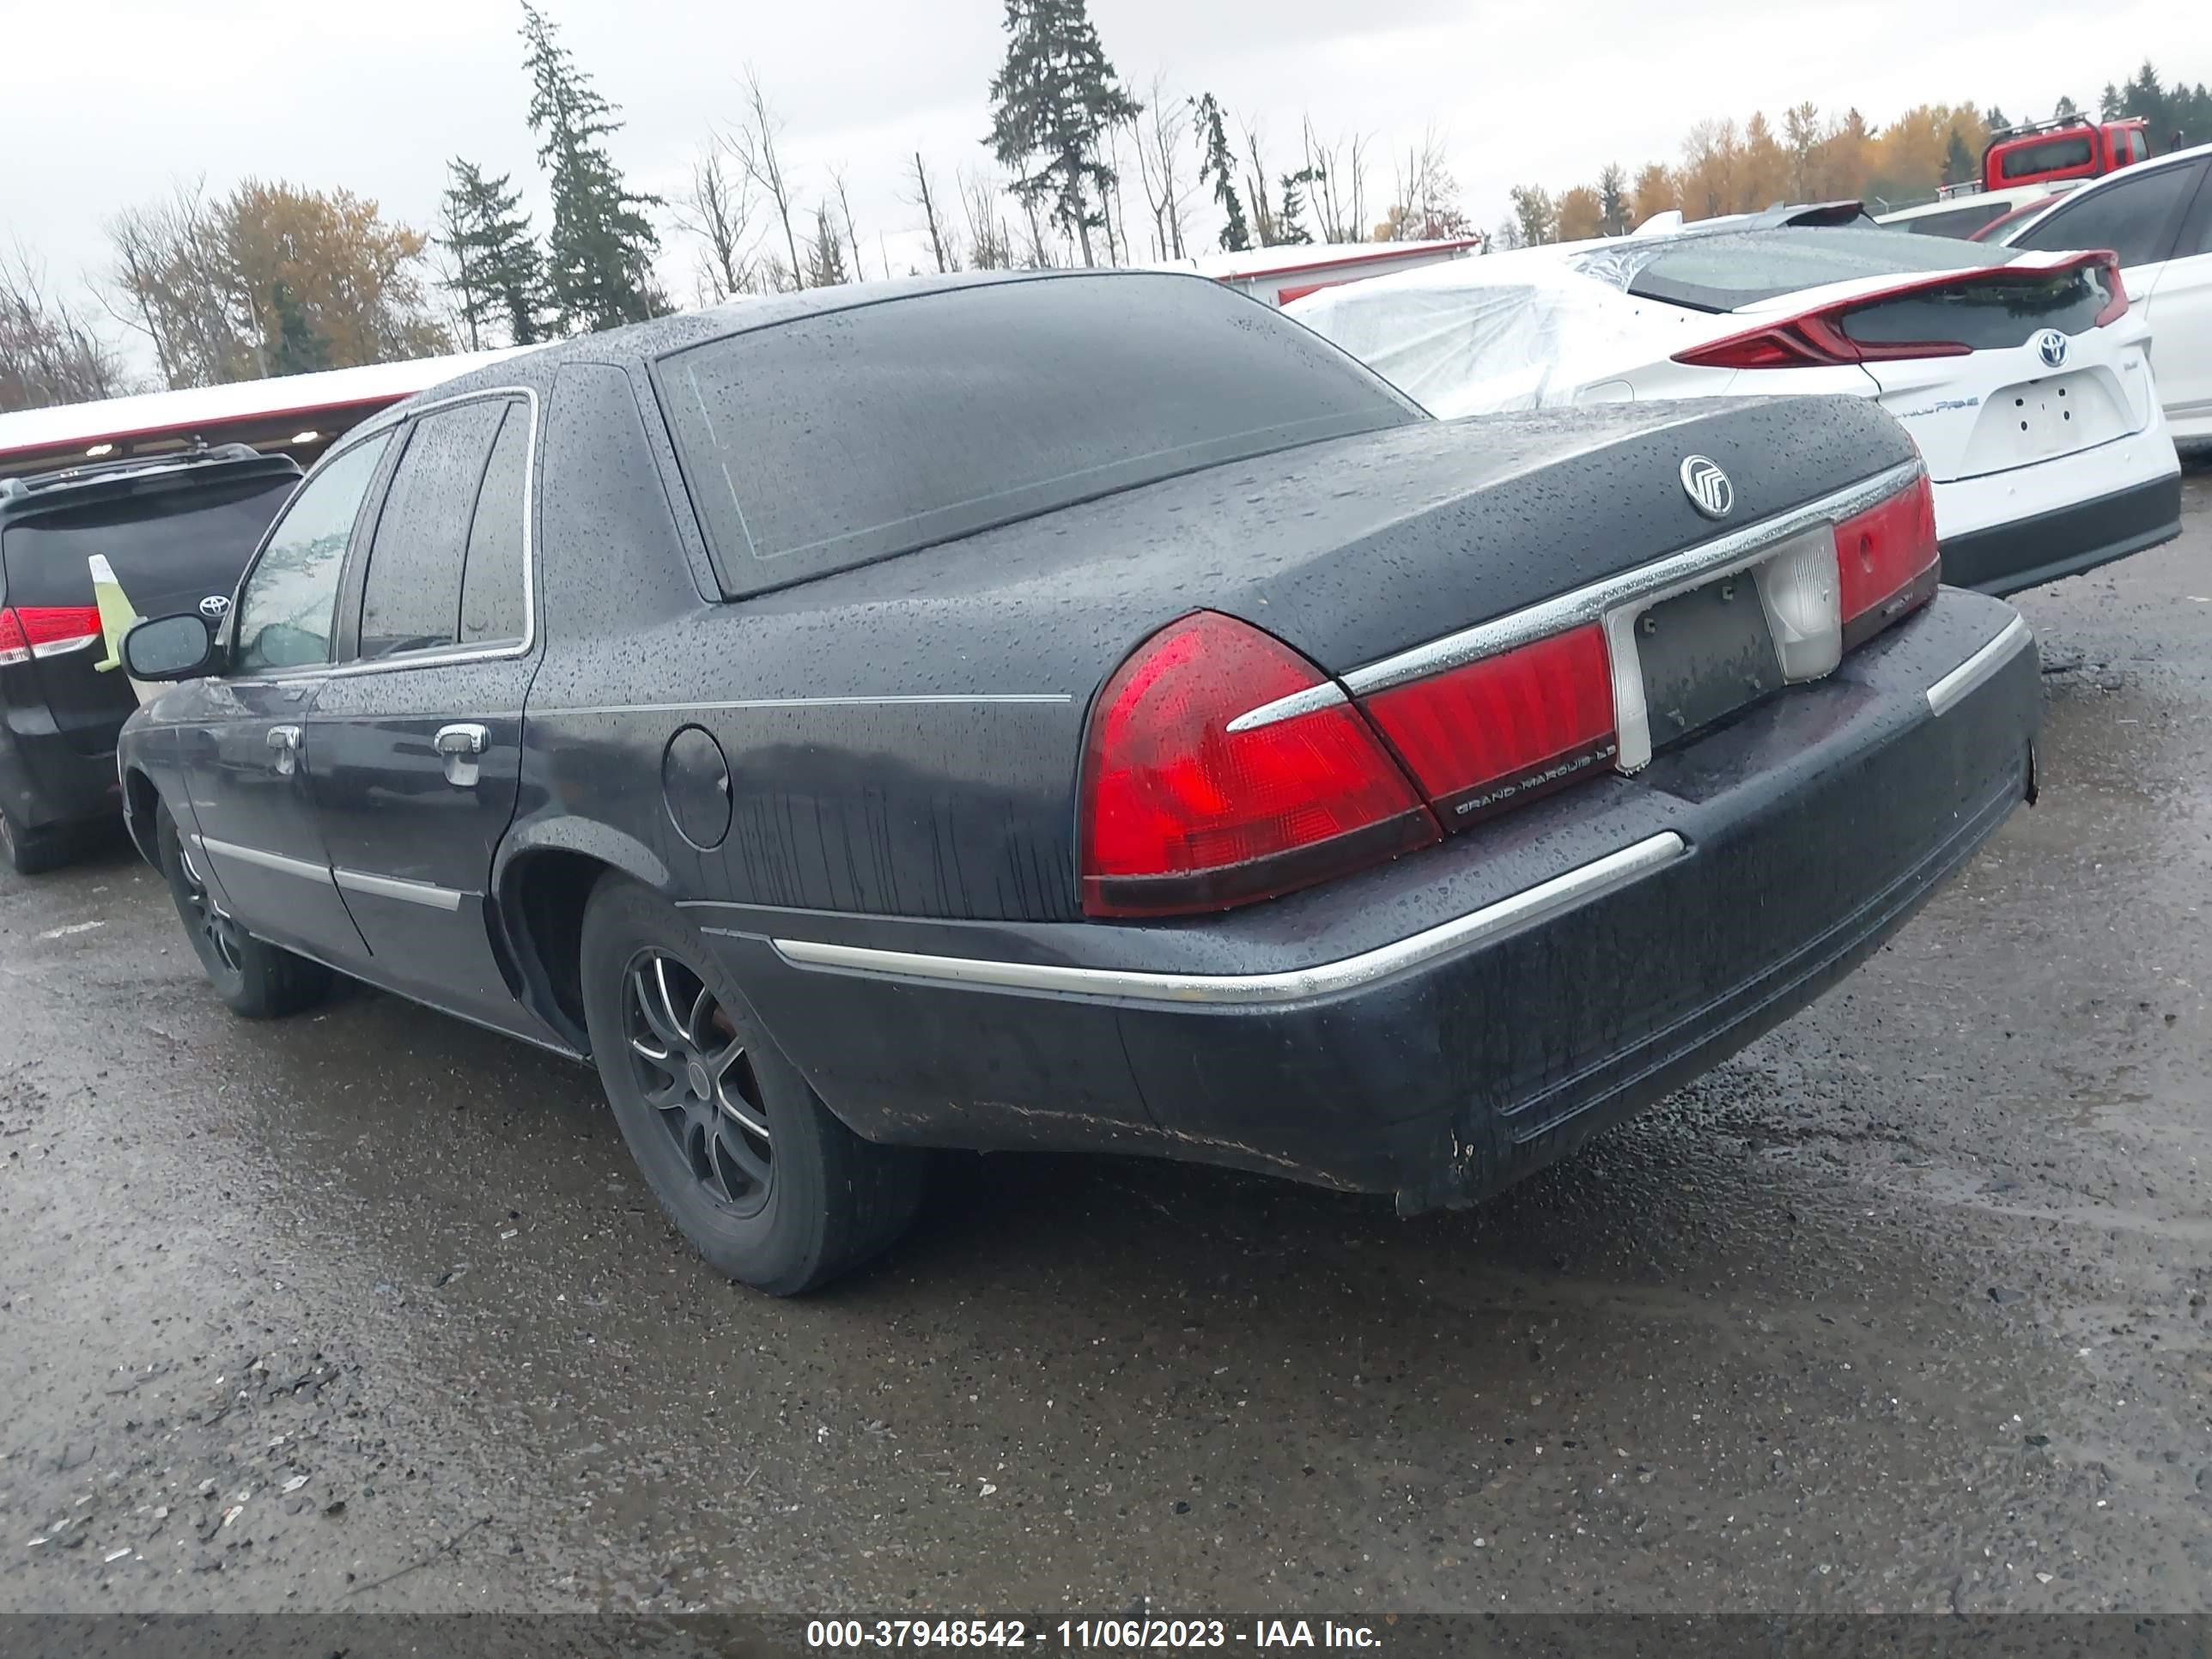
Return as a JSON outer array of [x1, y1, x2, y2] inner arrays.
[[1925, 613, 2033, 717], [546, 693, 1073, 718], [1225, 683, 1348, 734], [194, 834, 332, 884], [759, 831, 1686, 1006], [333, 868, 467, 911], [1340, 459, 1925, 698]]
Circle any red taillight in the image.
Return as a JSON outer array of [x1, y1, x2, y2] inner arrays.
[[2092, 255, 2129, 326], [1358, 626, 1618, 829], [1835, 474, 1941, 649], [1675, 313, 1972, 371], [1079, 611, 1439, 918], [1674, 252, 2126, 370], [0, 605, 101, 668]]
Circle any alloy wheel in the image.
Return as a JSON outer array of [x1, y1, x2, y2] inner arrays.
[[176, 844, 245, 975], [622, 951, 773, 1213]]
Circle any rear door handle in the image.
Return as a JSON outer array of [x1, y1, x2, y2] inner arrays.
[[434, 722, 489, 787], [267, 724, 301, 777]]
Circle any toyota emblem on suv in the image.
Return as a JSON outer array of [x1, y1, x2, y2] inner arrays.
[[198, 593, 231, 621], [1680, 455, 1734, 520], [2036, 330, 2069, 369]]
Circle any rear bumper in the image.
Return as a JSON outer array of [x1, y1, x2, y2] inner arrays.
[[702, 590, 2040, 1211], [1934, 437, 2183, 595], [0, 689, 123, 833]]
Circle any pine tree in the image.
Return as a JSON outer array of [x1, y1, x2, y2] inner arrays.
[[1942, 128, 1976, 186], [266, 283, 331, 377], [441, 158, 548, 349], [520, 3, 666, 333], [986, 0, 1140, 267], [1192, 94, 1250, 252], [1275, 167, 1317, 246], [1596, 164, 1629, 235]]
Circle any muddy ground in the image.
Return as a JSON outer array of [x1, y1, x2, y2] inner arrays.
[[1, 469, 2206, 1618]]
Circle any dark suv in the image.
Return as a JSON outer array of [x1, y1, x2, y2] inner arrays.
[[0, 446, 301, 872]]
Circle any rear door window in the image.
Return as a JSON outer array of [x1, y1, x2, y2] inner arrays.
[[356, 399, 508, 660], [2010, 161, 2203, 267], [234, 435, 392, 675]]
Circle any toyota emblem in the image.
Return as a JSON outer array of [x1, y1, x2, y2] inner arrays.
[[198, 593, 231, 622], [1679, 455, 1734, 520], [2035, 330, 2069, 369]]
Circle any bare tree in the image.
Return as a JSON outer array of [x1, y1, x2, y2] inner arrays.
[[1130, 76, 1192, 260], [1303, 118, 1372, 244], [905, 152, 959, 273], [672, 143, 758, 303], [830, 166, 866, 282], [102, 179, 261, 387], [959, 169, 1016, 270], [1240, 121, 1279, 246], [1382, 130, 1472, 241], [1, 246, 131, 412], [726, 66, 804, 288]]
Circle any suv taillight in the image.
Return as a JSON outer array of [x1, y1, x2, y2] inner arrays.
[[1078, 611, 1439, 918], [0, 605, 102, 667]]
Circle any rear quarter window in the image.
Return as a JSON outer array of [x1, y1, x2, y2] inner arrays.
[[653, 274, 1420, 597]]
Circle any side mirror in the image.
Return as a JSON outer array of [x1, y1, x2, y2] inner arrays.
[[122, 614, 217, 683]]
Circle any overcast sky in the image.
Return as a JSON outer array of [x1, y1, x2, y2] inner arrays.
[[5, 0, 2207, 349]]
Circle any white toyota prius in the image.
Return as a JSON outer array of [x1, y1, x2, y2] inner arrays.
[[1290, 210, 2184, 595]]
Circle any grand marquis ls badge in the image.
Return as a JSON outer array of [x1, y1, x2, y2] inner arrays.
[[1679, 455, 1734, 520]]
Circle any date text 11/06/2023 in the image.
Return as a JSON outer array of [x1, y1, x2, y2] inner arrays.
[[805, 1620, 1385, 1649]]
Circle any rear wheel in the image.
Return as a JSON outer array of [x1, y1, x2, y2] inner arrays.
[[0, 805, 73, 876], [156, 805, 332, 1018], [579, 875, 926, 1296]]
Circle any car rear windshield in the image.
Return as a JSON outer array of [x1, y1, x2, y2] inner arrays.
[[2000, 135, 2094, 181], [654, 274, 1422, 596], [0, 474, 298, 609], [1614, 226, 2026, 312]]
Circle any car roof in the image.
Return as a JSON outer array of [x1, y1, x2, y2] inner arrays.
[[0, 444, 301, 525]]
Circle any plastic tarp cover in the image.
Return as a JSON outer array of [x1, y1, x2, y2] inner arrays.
[[1288, 244, 1684, 418]]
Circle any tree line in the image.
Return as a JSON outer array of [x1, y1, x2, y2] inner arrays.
[[1502, 59, 2212, 248], [3, 8, 2207, 416]]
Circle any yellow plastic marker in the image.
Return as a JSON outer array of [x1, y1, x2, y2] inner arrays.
[[87, 554, 159, 707]]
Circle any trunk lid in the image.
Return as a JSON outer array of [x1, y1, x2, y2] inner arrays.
[[757, 392, 1918, 691]]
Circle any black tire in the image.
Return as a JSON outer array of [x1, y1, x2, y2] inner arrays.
[[579, 875, 927, 1296], [155, 805, 333, 1019], [0, 804, 73, 876]]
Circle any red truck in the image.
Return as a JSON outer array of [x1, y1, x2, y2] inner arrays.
[[1979, 113, 2151, 191]]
